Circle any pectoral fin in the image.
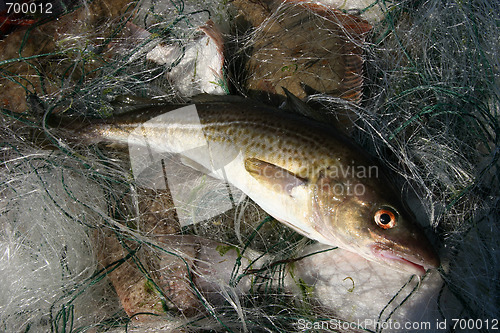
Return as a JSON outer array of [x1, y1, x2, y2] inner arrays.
[[244, 158, 307, 196]]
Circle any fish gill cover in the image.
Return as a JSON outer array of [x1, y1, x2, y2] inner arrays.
[[0, 0, 498, 332]]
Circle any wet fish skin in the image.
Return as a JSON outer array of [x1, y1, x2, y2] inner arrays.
[[55, 96, 439, 275]]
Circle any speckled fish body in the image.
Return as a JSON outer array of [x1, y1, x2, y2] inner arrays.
[[66, 97, 439, 275]]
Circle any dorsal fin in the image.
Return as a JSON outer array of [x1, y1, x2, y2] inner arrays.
[[281, 87, 316, 117]]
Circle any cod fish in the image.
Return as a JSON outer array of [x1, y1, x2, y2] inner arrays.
[[51, 96, 440, 275]]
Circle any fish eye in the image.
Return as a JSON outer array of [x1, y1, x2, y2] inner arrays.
[[374, 208, 397, 229]]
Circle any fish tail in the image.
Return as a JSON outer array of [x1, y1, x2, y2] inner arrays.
[[20, 93, 102, 148]]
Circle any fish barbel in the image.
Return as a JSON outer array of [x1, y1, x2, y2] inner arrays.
[[54, 96, 439, 275]]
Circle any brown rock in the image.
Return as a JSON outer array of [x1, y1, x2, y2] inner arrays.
[[233, 0, 372, 105]]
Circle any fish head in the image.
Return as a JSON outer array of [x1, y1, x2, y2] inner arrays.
[[312, 172, 440, 276]]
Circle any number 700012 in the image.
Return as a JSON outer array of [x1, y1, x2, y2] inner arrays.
[[5, 2, 53, 15]]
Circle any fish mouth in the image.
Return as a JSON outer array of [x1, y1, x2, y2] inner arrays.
[[370, 244, 428, 276]]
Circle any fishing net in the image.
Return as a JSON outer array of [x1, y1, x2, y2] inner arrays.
[[0, 0, 498, 332]]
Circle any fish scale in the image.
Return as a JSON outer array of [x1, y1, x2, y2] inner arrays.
[[196, 106, 353, 175]]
